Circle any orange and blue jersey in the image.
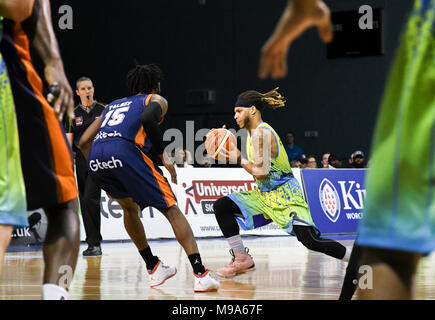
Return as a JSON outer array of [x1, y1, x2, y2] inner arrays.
[[94, 93, 164, 153], [88, 94, 176, 210], [0, 10, 77, 210]]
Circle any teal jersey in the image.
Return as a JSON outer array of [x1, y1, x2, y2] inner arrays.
[[246, 122, 294, 191], [357, 0, 435, 253], [229, 122, 317, 235]]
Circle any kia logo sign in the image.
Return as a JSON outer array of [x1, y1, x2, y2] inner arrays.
[[319, 178, 341, 223]]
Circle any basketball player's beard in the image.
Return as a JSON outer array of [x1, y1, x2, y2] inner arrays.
[[239, 118, 249, 129]]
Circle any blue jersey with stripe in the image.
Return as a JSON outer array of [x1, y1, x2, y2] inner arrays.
[[93, 94, 153, 152]]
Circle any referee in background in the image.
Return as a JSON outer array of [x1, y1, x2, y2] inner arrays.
[[65, 77, 106, 256]]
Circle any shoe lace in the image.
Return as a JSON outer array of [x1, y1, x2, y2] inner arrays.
[[244, 247, 252, 257], [229, 247, 253, 260], [228, 249, 236, 263]]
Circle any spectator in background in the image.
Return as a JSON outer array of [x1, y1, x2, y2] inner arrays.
[[350, 150, 366, 168], [284, 132, 304, 162], [295, 154, 308, 167], [174, 148, 194, 168], [306, 155, 318, 168], [291, 160, 303, 168], [321, 152, 331, 168], [328, 153, 345, 168], [201, 153, 214, 168], [346, 152, 354, 168]]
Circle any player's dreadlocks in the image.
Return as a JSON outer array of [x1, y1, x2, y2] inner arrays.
[[126, 64, 164, 96], [235, 87, 285, 111]]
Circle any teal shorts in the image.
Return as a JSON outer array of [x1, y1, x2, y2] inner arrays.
[[228, 177, 319, 236], [0, 53, 28, 227], [357, 0, 435, 254]]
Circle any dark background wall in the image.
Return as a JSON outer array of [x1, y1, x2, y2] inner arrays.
[[44, 0, 414, 163]]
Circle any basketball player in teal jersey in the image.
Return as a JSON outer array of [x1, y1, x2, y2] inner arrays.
[[213, 88, 350, 278], [260, 0, 435, 299], [0, 47, 27, 279]]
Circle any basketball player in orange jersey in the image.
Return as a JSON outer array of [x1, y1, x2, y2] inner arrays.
[[78, 64, 219, 292], [0, 0, 79, 300]]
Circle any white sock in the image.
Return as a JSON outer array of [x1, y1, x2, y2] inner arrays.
[[42, 284, 69, 300], [342, 247, 351, 262], [227, 235, 245, 255]]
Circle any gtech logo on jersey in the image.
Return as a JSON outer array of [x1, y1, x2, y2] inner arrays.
[[89, 157, 123, 171], [319, 178, 341, 223], [94, 130, 122, 141]]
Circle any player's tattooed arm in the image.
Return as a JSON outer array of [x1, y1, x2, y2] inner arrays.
[[78, 116, 103, 159], [241, 128, 271, 180], [0, 0, 34, 22]]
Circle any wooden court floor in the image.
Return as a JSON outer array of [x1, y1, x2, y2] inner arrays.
[[1, 236, 435, 300]]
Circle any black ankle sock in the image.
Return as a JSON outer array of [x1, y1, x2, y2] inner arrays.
[[188, 253, 206, 275], [139, 246, 159, 271]]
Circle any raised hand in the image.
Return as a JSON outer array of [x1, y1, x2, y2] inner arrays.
[[259, 0, 332, 79]]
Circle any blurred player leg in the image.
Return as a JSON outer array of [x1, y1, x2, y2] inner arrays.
[[356, 0, 435, 299], [0, 225, 13, 276], [356, 247, 421, 299], [42, 199, 80, 299], [339, 242, 363, 300]]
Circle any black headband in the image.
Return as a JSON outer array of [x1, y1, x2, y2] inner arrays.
[[235, 97, 264, 110]]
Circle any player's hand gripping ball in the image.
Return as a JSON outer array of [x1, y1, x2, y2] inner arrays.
[[205, 128, 237, 160]]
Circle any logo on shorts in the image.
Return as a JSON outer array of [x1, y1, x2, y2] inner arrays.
[[75, 116, 83, 126], [89, 157, 123, 172], [319, 178, 341, 223]]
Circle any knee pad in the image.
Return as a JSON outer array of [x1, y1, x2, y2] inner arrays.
[[213, 196, 241, 238], [294, 226, 321, 251], [213, 197, 227, 217], [213, 196, 238, 217]]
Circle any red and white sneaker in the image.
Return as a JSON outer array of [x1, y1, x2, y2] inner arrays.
[[148, 260, 177, 287], [194, 270, 220, 292]]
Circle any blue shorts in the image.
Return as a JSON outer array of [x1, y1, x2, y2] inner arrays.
[[88, 138, 177, 210]]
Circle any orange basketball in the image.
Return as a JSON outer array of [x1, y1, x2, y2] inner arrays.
[[205, 128, 236, 159]]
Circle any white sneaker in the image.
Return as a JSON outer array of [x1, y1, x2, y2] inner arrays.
[[194, 270, 220, 292], [148, 260, 177, 287]]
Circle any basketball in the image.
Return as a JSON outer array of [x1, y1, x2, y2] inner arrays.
[[205, 128, 236, 159]]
